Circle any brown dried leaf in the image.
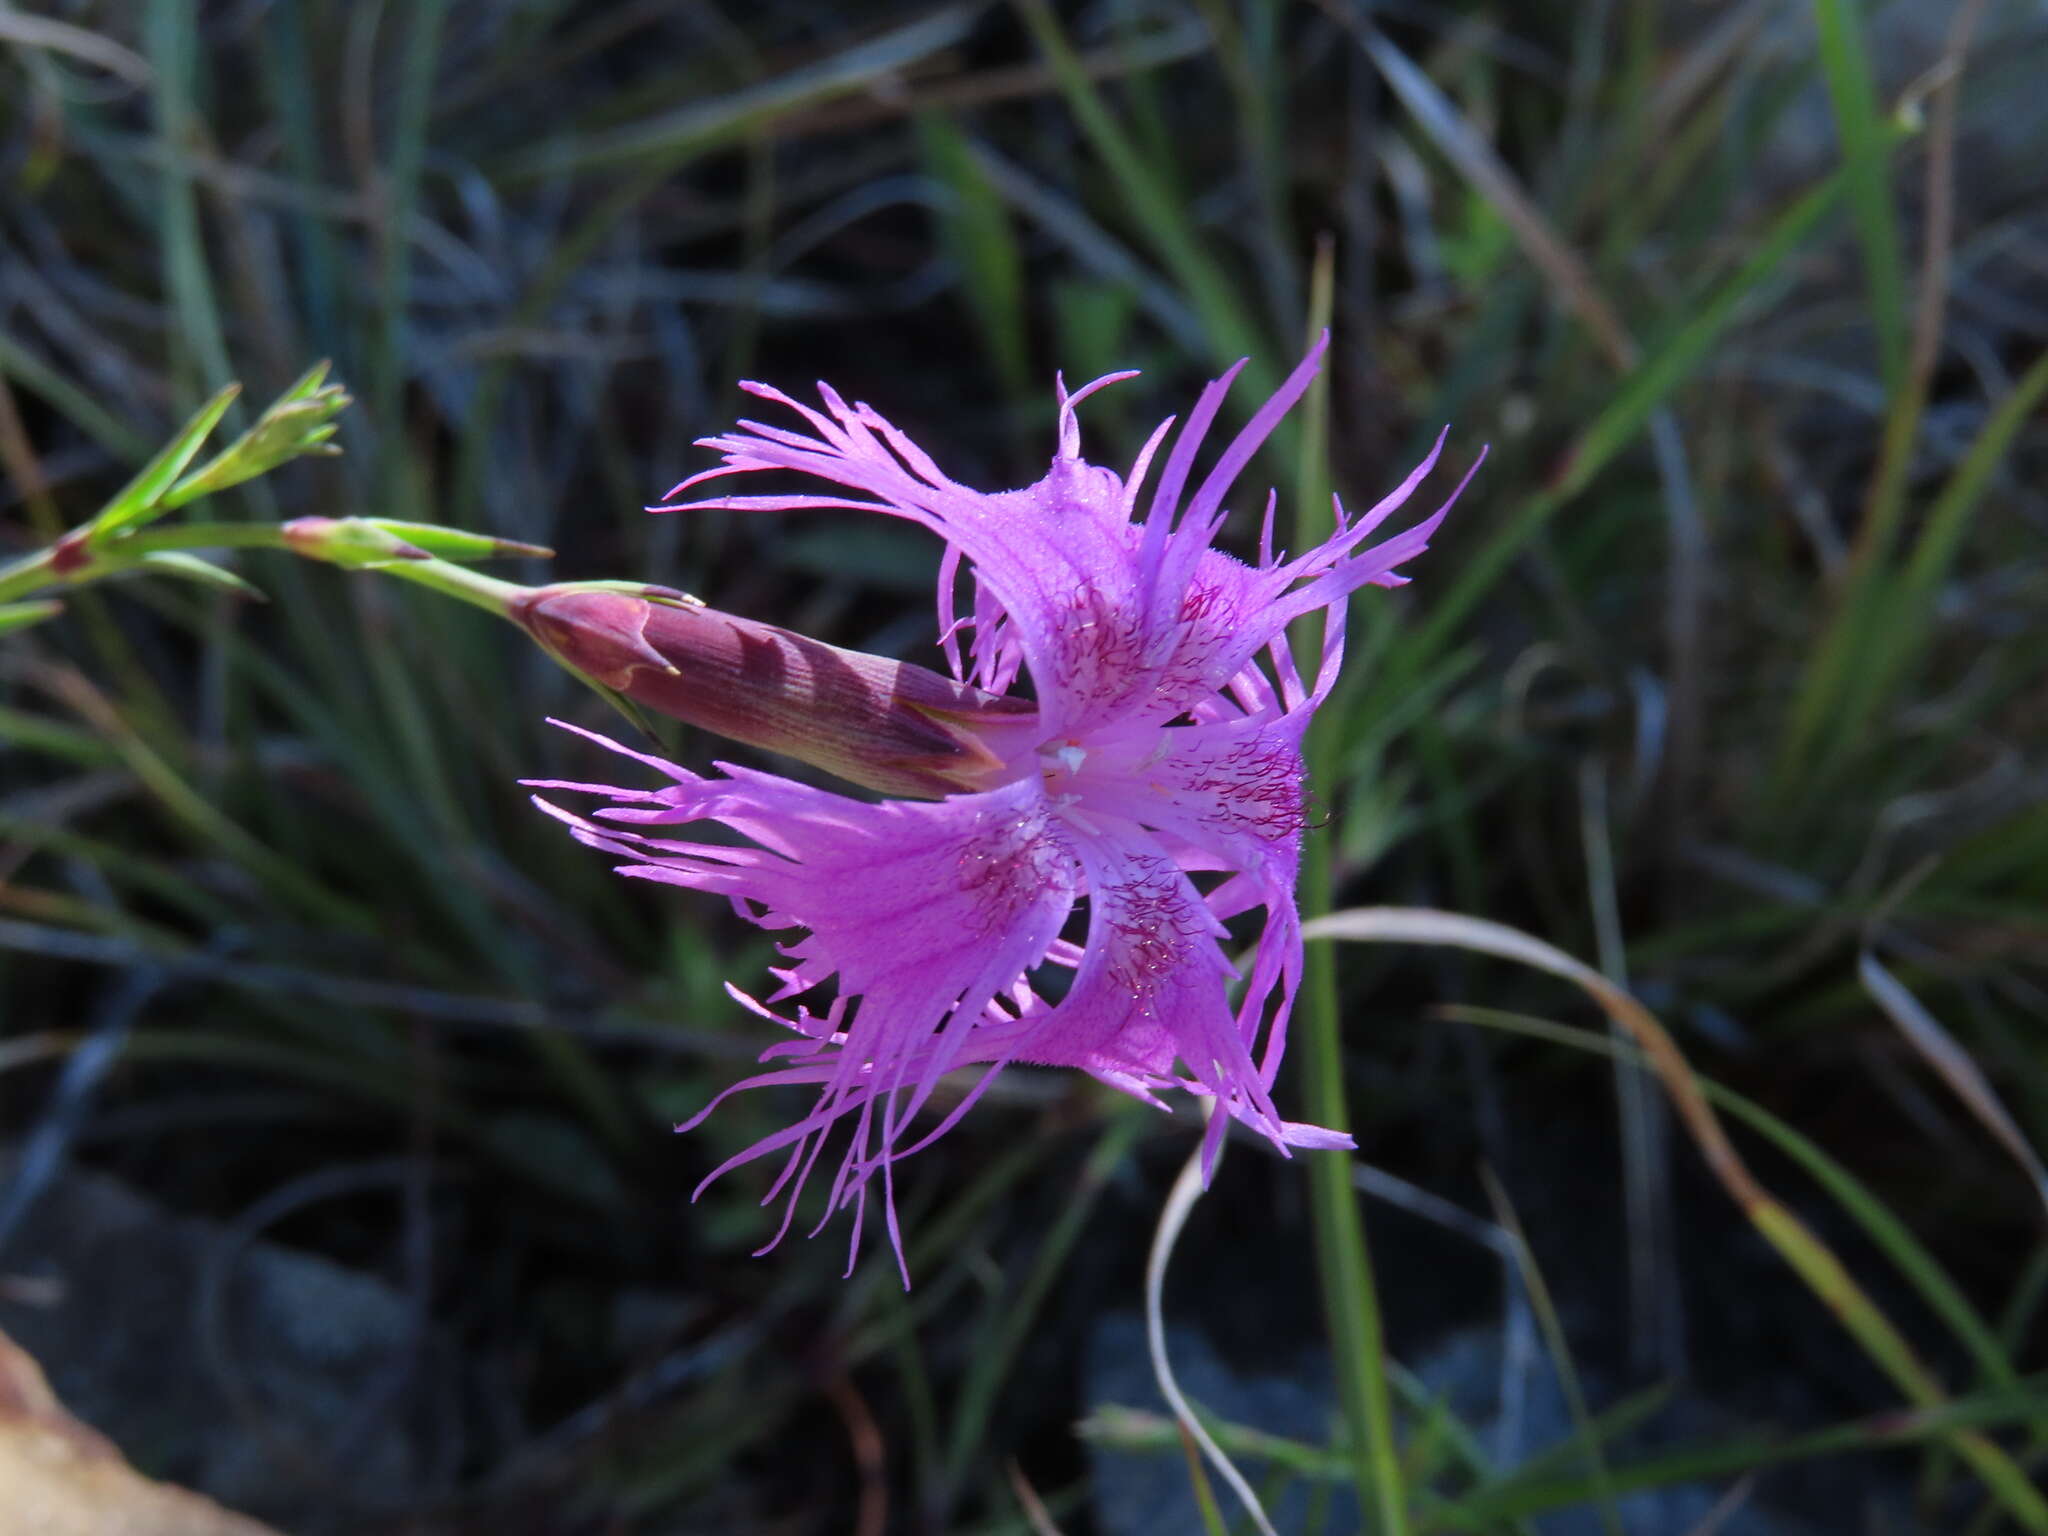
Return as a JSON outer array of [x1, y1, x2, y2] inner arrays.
[[0, 1325, 283, 1536]]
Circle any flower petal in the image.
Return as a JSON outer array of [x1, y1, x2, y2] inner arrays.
[[1014, 819, 1326, 1174], [531, 730, 1081, 1278], [661, 346, 1477, 744]]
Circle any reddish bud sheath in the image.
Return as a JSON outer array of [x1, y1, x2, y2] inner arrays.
[[510, 586, 1035, 798]]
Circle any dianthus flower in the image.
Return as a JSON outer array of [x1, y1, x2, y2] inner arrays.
[[529, 337, 1480, 1279]]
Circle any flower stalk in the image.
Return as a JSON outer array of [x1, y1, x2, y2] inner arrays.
[[0, 371, 1040, 804], [1291, 268, 1410, 1532]]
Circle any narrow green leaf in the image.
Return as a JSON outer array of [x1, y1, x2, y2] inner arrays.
[[0, 329, 152, 463], [1782, 343, 2048, 781], [1182, 1426, 1233, 1536], [133, 550, 266, 599], [454, 8, 978, 524], [1287, 255, 1408, 1534], [87, 382, 240, 541], [1306, 910, 2048, 1533], [0, 599, 65, 634], [1812, 0, 1908, 394], [918, 113, 1031, 402], [260, 8, 342, 359], [1397, 150, 1884, 679], [162, 375, 352, 508], [1897, 343, 2048, 609], [1478, 1165, 1625, 1536], [275, 357, 333, 404], [0, 705, 116, 764], [496, 7, 977, 182], [146, 0, 234, 399], [1442, 1006, 2018, 1393], [362, 519, 553, 563], [938, 1110, 1146, 1511], [1012, 0, 1272, 390], [373, 1, 447, 445], [1461, 1384, 2048, 1522], [1860, 951, 2048, 1223], [1554, 171, 1853, 506]]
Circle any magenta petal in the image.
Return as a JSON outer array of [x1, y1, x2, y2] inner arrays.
[[1015, 820, 1301, 1153], [659, 345, 1480, 752], [539, 732, 1082, 1276], [538, 350, 1480, 1276]]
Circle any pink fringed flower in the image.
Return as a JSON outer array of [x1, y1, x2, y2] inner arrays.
[[529, 336, 1481, 1279]]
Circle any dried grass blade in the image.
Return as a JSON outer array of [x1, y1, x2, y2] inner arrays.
[[1144, 1110, 1278, 1536], [1859, 950, 2048, 1227], [1302, 906, 2048, 1532]]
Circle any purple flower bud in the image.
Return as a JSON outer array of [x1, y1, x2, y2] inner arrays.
[[509, 585, 1036, 799]]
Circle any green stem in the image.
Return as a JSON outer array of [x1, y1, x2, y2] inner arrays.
[[0, 548, 56, 603], [0, 522, 530, 620], [369, 558, 526, 617], [118, 523, 295, 553], [1289, 254, 1408, 1534], [0, 524, 292, 602], [1299, 837, 1407, 1534]]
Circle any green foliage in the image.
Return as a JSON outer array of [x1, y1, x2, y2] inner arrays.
[[161, 363, 350, 508], [85, 383, 240, 542], [0, 600, 65, 634]]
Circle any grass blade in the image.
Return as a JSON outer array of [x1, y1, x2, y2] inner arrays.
[[86, 384, 239, 540], [917, 113, 1032, 404], [0, 331, 153, 463], [1290, 255, 1409, 1534], [1303, 907, 2048, 1532], [1812, 0, 1908, 395], [1349, 21, 1632, 368], [1012, 0, 1272, 387], [1440, 1005, 2019, 1393], [372, 0, 447, 438], [0, 599, 65, 633], [939, 1109, 1145, 1510], [1859, 950, 2048, 1225], [1781, 342, 2048, 784], [498, 7, 978, 182], [1475, 1165, 1624, 1536], [1458, 1383, 2048, 1524], [1389, 149, 1881, 692], [145, 0, 234, 399]]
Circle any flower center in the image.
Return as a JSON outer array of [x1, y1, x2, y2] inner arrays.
[[1037, 738, 1088, 784]]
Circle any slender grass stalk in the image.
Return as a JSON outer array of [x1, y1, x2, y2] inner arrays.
[[1373, 147, 1875, 732], [0, 331, 152, 462], [146, 0, 233, 400], [1785, 341, 2048, 786], [1440, 1006, 2018, 1395], [1476, 1165, 1624, 1536], [1812, 0, 1908, 396], [1078, 1378, 2048, 1526], [373, 0, 447, 441], [1287, 246, 1408, 1534], [1012, 0, 1274, 395], [917, 114, 1032, 407], [938, 1107, 1145, 1513], [451, 9, 976, 524], [1305, 909, 2048, 1533]]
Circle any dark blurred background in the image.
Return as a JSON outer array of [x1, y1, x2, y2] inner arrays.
[[2, 2, 2045, 1532]]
